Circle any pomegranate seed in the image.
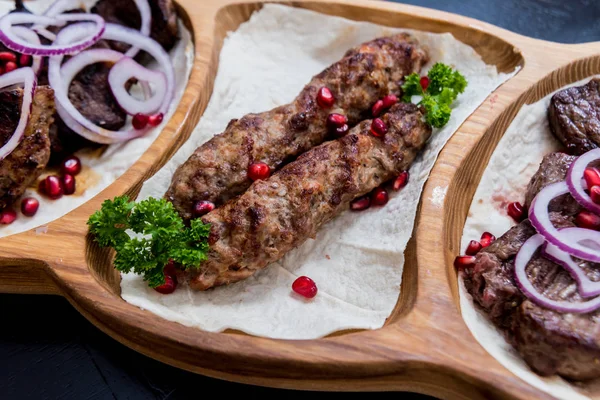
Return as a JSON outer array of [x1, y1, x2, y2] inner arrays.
[[61, 156, 81, 176], [292, 276, 318, 299], [327, 113, 348, 132], [454, 255, 476, 270], [132, 113, 149, 130], [0, 52, 16, 62], [576, 211, 600, 230], [154, 274, 177, 294], [507, 202, 525, 222], [248, 162, 270, 181], [5, 62, 17, 73], [44, 175, 63, 199], [371, 187, 389, 206], [148, 113, 164, 127], [163, 260, 178, 278], [194, 200, 215, 217], [19, 54, 31, 67], [316, 87, 335, 108], [0, 209, 16, 225], [350, 195, 371, 211], [62, 174, 76, 195], [584, 167, 600, 189], [382, 94, 398, 108], [21, 197, 39, 217], [465, 240, 482, 256], [420, 76, 430, 91], [334, 124, 349, 137], [480, 232, 496, 248], [591, 186, 600, 205], [393, 171, 409, 191], [372, 100, 384, 117], [371, 118, 388, 137]]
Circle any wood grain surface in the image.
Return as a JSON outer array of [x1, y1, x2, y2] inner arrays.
[[2, 0, 600, 399]]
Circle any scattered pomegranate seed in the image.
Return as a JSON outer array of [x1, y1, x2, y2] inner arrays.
[[350, 195, 371, 211], [334, 124, 349, 137], [163, 260, 178, 278], [43, 175, 63, 199], [292, 276, 318, 299], [317, 87, 335, 108], [465, 240, 482, 256], [148, 113, 164, 127], [193, 200, 215, 217], [507, 202, 525, 222], [382, 94, 398, 108], [0, 209, 16, 225], [591, 186, 600, 205], [576, 211, 600, 230], [584, 167, 600, 189], [5, 61, 17, 73], [371, 187, 389, 206], [61, 156, 81, 176], [21, 198, 39, 217], [372, 100, 384, 117], [132, 113, 149, 130], [393, 171, 409, 191], [480, 232, 496, 248], [248, 162, 270, 181], [19, 54, 31, 67], [327, 113, 348, 132], [454, 255, 476, 270], [154, 274, 177, 294], [420, 76, 430, 91], [62, 174, 76, 195], [371, 118, 388, 137], [0, 52, 16, 63]]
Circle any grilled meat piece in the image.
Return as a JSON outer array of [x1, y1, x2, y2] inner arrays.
[[167, 34, 429, 220], [548, 78, 600, 155], [92, 0, 179, 52], [184, 103, 432, 290], [0, 86, 55, 210]]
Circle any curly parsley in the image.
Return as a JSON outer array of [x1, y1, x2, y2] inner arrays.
[[402, 62, 467, 128], [88, 196, 210, 288]]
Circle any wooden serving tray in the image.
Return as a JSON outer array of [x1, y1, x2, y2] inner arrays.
[[3, 0, 600, 398]]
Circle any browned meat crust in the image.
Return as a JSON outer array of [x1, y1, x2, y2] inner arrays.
[[166, 34, 429, 220], [183, 103, 432, 290], [0, 86, 55, 210]]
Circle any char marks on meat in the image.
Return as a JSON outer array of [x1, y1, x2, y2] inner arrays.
[[464, 152, 600, 380], [185, 103, 432, 290], [167, 33, 429, 220], [549, 78, 600, 155], [0, 87, 55, 210]]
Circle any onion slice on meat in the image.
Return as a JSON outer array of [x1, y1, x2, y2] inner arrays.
[[515, 234, 600, 313], [11, 27, 43, 75], [108, 57, 166, 115], [0, 13, 105, 56], [0, 67, 36, 161], [567, 148, 600, 214]]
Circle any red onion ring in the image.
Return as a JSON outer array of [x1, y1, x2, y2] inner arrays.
[[515, 234, 600, 313], [567, 148, 600, 214], [11, 27, 42, 75], [125, 0, 152, 58], [0, 13, 105, 56], [0, 68, 36, 161], [108, 57, 166, 115]]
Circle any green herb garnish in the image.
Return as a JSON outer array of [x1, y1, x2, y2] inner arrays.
[[402, 62, 467, 128], [88, 196, 210, 288]]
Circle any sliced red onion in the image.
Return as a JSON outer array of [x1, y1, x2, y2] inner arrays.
[[567, 148, 600, 214], [515, 234, 600, 313], [108, 57, 166, 115], [33, 27, 57, 42], [0, 68, 36, 161], [125, 0, 152, 58], [11, 27, 42, 75], [0, 13, 105, 56]]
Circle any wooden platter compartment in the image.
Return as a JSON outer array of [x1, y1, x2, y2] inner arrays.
[[3, 0, 600, 399]]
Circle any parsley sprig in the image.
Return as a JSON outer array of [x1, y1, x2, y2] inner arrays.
[[88, 196, 210, 288], [402, 62, 468, 128]]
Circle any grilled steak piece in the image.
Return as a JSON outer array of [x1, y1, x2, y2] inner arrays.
[[184, 103, 432, 290], [549, 78, 600, 155], [92, 0, 179, 52], [167, 34, 429, 220], [0, 86, 55, 210]]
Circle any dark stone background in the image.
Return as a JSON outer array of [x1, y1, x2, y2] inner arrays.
[[2, 0, 600, 398]]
